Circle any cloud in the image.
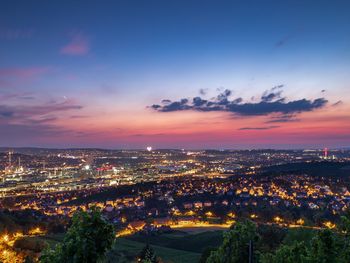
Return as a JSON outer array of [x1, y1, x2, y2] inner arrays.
[[332, 100, 343, 107], [161, 99, 172, 104], [131, 133, 166, 137], [150, 87, 328, 117], [0, 121, 89, 146], [261, 85, 284, 102], [153, 98, 192, 112], [238, 126, 280, 130], [0, 96, 84, 145], [61, 33, 90, 56], [0, 67, 50, 89], [0, 92, 36, 103], [275, 27, 303, 48], [0, 111, 13, 118], [0, 93, 22, 102], [265, 114, 300, 123], [70, 115, 89, 119], [275, 35, 292, 47], [199, 88, 208, 96], [0, 122, 68, 138], [29, 116, 58, 124], [0, 67, 49, 79], [0, 98, 82, 123]]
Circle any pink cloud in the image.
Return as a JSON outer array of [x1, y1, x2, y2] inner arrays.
[[61, 33, 90, 56], [0, 97, 82, 125], [0, 67, 50, 89], [0, 67, 49, 78]]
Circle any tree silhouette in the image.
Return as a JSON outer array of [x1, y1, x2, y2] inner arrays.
[[40, 208, 115, 263], [206, 220, 259, 263], [260, 241, 308, 263], [137, 244, 159, 263], [308, 229, 340, 263]]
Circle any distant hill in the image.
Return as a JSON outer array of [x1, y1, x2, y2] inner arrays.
[[261, 161, 350, 177]]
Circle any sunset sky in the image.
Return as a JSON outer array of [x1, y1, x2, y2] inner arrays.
[[0, 0, 350, 149]]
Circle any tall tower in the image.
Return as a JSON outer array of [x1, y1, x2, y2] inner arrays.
[[6, 150, 14, 172], [324, 148, 328, 159], [8, 150, 12, 167]]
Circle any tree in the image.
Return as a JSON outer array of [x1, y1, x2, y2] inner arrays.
[[308, 229, 340, 263], [104, 249, 129, 263], [206, 220, 259, 263], [199, 247, 216, 263], [340, 209, 350, 236], [40, 208, 115, 263], [137, 244, 159, 263], [338, 210, 350, 262], [24, 256, 35, 263], [260, 241, 308, 263], [257, 224, 287, 252], [282, 228, 315, 246]]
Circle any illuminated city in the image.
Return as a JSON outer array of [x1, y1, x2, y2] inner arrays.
[[1, 1, 350, 262], [1, 148, 350, 261]]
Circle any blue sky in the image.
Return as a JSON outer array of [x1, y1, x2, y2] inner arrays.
[[0, 0, 349, 148]]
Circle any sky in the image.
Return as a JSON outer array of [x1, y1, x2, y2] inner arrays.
[[0, 0, 350, 149]]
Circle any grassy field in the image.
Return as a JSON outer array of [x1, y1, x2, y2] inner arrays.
[[126, 230, 224, 253], [115, 230, 224, 262], [19, 230, 223, 262], [115, 238, 201, 263], [14, 227, 320, 262]]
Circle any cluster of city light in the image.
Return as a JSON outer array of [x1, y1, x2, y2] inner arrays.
[[0, 227, 46, 262]]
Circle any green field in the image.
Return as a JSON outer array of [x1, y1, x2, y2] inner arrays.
[[115, 238, 201, 263], [113, 230, 224, 262], [125, 230, 223, 253], [14, 227, 323, 262], [18, 230, 223, 263]]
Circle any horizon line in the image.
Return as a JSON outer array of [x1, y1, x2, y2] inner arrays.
[[0, 146, 348, 151]]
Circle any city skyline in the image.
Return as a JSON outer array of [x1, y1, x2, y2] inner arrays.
[[1, 1, 350, 149]]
